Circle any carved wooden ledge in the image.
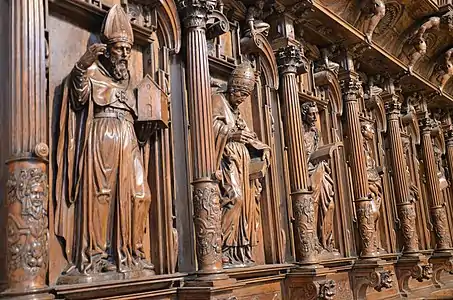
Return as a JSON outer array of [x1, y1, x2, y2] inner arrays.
[[396, 255, 432, 297], [54, 273, 186, 300]]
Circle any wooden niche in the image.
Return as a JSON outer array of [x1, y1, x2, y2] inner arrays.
[[47, 0, 182, 295]]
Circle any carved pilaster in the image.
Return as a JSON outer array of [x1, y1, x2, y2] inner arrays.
[[339, 70, 377, 258], [276, 46, 314, 264], [177, 0, 226, 280], [2, 0, 52, 299], [419, 116, 452, 251], [384, 99, 419, 254]]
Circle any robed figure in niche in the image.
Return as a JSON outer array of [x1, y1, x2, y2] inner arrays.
[[55, 5, 156, 281], [212, 62, 270, 268], [302, 102, 338, 257]]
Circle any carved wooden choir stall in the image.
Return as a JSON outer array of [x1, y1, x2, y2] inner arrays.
[[6, 0, 453, 299]]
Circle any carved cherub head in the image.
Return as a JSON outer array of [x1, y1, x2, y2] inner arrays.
[[301, 101, 318, 126], [227, 62, 256, 108]]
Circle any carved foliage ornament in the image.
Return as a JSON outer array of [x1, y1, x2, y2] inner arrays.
[[355, 200, 377, 256], [193, 184, 223, 266], [7, 167, 49, 285], [431, 206, 452, 249], [398, 203, 419, 252], [292, 193, 317, 261]]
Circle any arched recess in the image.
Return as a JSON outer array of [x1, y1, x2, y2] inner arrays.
[[124, 0, 182, 275], [313, 69, 357, 258], [314, 69, 343, 116], [155, 0, 181, 54], [366, 93, 387, 133], [241, 33, 279, 90]]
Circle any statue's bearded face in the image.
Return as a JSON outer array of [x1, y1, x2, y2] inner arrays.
[[107, 41, 131, 81]]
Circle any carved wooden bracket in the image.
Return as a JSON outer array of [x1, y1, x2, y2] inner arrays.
[[360, 0, 386, 44], [406, 9, 453, 74]]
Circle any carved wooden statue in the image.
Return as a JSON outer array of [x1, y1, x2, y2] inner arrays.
[[55, 5, 157, 282], [361, 120, 384, 252], [408, 11, 453, 73], [302, 102, 338, 256], [361, 0, 386, 43], [243, 0, 274, 37], [213, 62, 270, 268]]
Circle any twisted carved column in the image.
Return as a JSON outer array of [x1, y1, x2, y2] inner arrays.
[[2, 0, 52, 299], [276, 46, 315, 264], [339, 71, 377, 258], [385, 100, 419, 254], [419, 117, 452, 251], [178, 0, 224, 279]]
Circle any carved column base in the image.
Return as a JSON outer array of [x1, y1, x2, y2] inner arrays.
[[1, 159, 53, 300], [430, 251, 453, 288], [286, 267, 336, 300], [191, 179, 228, 282], [292, 190, 318, 265], [351, 259, 393, 300], [354, 197, 378, 259], [395, 254, 432, 297]]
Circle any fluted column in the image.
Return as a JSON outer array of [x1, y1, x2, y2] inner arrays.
[[2, 0, 52, 299], [419, 117, 452, 251], [276, 46, 315, 264], [339, 70, 377, 258], [385, 100, 419, 254], [178, 0, 224, 279]]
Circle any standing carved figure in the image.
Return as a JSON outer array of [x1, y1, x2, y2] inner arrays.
[[361, 121, 384, 251], [362, 0, 386, 43], [55, 5, 155, 280], [243, 0, 274, 37], [213, 62, 270, 268], [302, 102, 337, 255]]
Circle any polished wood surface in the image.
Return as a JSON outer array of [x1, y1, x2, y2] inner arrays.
[[5, 0, 453, 299]]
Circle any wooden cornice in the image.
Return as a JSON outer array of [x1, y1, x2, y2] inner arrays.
[[297, 1, 453, 107]]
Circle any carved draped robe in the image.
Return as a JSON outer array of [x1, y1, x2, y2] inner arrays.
[[212, 93, 269, 266], [304, 126, 335, 252], [55, 62, 151, 274]]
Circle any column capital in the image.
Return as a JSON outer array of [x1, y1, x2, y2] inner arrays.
[[276, 45, 306, 75], [177, 0, 215, 29], [384, 100, 402, 120], [419, 116, 433, 135], [340, 77, 363, 103]]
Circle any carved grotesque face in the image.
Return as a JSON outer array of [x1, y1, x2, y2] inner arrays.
[[106, 41, 132, 81], [228, 89, 250, 109]]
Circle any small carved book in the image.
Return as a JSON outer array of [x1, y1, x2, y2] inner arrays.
[[249, 158, 267, 180], [135, 74, 169, 128]]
